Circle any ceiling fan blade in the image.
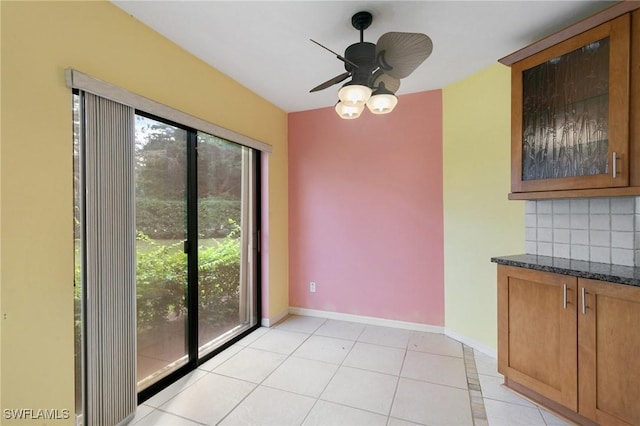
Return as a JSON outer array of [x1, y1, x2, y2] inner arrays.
[[310, 72, 351, 93], [375, 32, 433, 79], [370, 70, 400, 93], [310, 39, 359, 69]]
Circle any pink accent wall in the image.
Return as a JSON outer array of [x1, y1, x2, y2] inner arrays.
[[288, 90, 444, 325]]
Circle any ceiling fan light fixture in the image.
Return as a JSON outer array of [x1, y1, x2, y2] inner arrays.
[[335, 100, 364, 119], [310, 10, 432, 120], [366, 86, 398, 114], [337, 84, 372, 107]]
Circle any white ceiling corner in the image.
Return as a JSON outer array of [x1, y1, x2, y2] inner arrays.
[[111, 0, 614, 113]]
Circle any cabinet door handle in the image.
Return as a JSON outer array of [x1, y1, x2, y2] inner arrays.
[[581, 287, 587, 315], [612, 152, 618, 178], [563, 283, 568, 309]]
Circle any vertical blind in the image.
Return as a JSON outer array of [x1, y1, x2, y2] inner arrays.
[[82, 92, 137, 425]]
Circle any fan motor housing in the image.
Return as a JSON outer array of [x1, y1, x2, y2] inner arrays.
[[351, 11, 373, 31], [344, 42, 376, 85]]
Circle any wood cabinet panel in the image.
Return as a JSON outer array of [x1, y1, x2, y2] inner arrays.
[[497, 265, 578, 410], [578, 278, 640, 426], [630, 9, 640, 187]]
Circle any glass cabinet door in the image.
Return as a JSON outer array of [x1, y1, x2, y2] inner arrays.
[[511, 14, 630, 193]]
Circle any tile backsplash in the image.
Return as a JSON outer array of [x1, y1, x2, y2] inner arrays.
[[525, 197, 640, 267]]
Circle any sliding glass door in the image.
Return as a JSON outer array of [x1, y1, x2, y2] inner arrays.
[[133, 115, 259, 395]]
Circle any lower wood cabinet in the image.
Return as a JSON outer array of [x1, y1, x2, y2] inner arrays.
[[498, 265, 640, 426], [578, 278, 640, 426]]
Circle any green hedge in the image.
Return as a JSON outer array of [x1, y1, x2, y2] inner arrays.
[[198, 198, 242, 239], [74, 225, 242, 333], [136, 228, 241, 330], [136, 197, 240, 239]]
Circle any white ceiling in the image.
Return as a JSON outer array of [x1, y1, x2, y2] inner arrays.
[[112, 1, 613, 113]]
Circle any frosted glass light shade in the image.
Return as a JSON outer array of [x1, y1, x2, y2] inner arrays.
[[366, 93, 398, 114], [338, 84, 372, 107], [335, 101, 364, 119]]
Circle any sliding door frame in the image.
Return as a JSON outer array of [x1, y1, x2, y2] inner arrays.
[[135, 111, 262, 404]]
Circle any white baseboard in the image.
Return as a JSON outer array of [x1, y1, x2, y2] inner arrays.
[[288, 307, 443, 334], [261, 307, 289, 327], [444, 328, 497, 358], [286, 307, 497, 358]]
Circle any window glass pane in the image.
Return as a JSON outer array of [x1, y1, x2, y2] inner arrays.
[[522, 37, 609, 181], [197, 132, 256, 355], [135, 115, 189, 390]]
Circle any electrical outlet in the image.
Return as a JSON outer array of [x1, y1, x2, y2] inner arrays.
[[310, 282, 316, 293]]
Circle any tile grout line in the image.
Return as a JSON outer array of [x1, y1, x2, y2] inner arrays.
[[300, 320, 403, 424], [302, 320, 375, 423], [214, 321, 320, 425], [263, 318, 397, 424], [463, 344, 489, 426], [384, 339, 410, 424], [286, 318, 337, 426]]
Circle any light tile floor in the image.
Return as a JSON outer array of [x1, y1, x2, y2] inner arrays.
[[131, 315, 574, 426]]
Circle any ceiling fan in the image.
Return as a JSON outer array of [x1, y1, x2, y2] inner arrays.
[[310, 11, 433, 119]]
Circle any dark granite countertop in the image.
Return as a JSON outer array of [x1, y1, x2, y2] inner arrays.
[[491, 254, 640, 287]]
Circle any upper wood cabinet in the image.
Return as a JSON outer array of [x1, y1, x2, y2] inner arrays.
[[502, 4, 640, 200], [512, 15, 630, 193]]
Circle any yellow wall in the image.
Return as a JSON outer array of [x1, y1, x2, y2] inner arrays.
[[443, 64, 524, 352], [265, 155, 290, 319], [0, 1, 287, 420]]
